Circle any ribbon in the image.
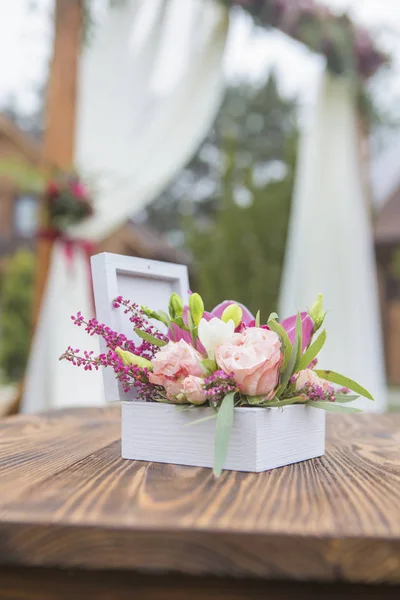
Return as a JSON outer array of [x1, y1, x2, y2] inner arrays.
[[37, 229, 95, 309]]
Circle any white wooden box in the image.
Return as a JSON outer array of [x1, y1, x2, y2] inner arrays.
[[91, 253, 326, 473], [121, 402, 326, 472]]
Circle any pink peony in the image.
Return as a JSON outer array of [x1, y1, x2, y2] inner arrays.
[[215, 327, 283, 398], [182, 375, 207, 405], [149, 339, 203, 398]]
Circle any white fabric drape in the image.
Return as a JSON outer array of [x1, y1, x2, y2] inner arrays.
[[72, 0, 229, 241], [22, 0, 229, 413], [279, 71, 387, 412], [22, 242, 105, 412]]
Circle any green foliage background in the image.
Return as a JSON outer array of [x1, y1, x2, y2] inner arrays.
[[0, 251, 35, 382], [144, 74, 297, 317]]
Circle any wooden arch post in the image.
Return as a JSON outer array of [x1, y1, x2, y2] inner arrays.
[[8, 0, 84, 415], [33, 0, 84, 327]]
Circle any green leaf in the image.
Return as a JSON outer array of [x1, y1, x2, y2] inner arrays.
[[172, 316, 189, 331], [276, 326, 299, 398], [202, 358, 217, 373], [334, 394, 359, 403], [260, 396, 306, 408], [197, 359, 209, 375], [158, 310, 172, 330], [187, 311, 195, 331], [184, 412, 218, 427], [314, 370, 374, 401], [268, 319, 292, 372], [255, 310, 261, 327], [146, 309, 172, 330], [246, 395, 265, 406], [307, 400, 362, 413], [134, 328, 167, 347], [267, 312, 278, 322], [213, 392, 235, 477], [297, 330, 326, 371]]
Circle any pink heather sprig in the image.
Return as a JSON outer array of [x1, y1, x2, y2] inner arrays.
[[307, 383, 336, 403], [112, 296, 168, 359], [71, 298, 167, 361], [338, 387, 350, 394], [204, 370, 237, 407], [71, 312, 137, 353], [59, 346, 163, 399]]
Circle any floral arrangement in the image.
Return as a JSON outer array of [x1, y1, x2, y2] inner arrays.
[[0, 161, 94, 231], [45, 173, 93, 231], [61, 293, 373, 476], [226, 0, 387, 79]]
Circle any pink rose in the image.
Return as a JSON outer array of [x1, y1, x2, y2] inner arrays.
[[215, 327, 283, 398], [295, 369, 330, 392], [182, 375, 207, 405], [149, 339, 203, 398]]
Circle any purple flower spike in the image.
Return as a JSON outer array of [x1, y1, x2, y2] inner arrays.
[[280, 312, 314, 351]]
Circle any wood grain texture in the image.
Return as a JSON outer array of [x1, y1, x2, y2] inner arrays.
[[0, 568, 399, 600], [0, 408, 400, 585]]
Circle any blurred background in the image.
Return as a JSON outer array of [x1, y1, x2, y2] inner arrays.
[[1, 0, 400, 414]]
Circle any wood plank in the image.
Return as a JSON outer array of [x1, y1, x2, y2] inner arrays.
[[0, 407, 120, 503], [0, 409, 399, 584], [0, 567, 399, 600]]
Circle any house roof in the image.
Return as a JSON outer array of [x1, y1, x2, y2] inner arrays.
[[371, 137, 400, 214], [123, 221, 189, 264], [375, 188, 400, 245], [0, 114, 42, 164], [97, 221, 190, 267], [372, 136, 400, 244]]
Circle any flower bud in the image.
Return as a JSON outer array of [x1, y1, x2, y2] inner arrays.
[[309, 294, 326, 332], [173, 393, 188, 405], [141, 305, 157, 319], [189, 293, 204, 326], [115, 347, 153, 370], [169, 293, 184, 318], [221, 303, 242, 328]]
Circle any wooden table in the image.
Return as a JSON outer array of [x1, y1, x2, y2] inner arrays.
[[0, 408, 399, 599]]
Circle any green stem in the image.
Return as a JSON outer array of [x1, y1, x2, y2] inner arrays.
[[257, 397, 306, 408], [191, 329, 198, 350]]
